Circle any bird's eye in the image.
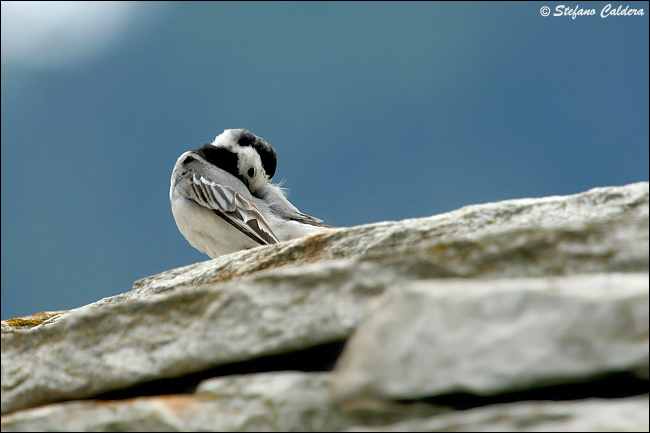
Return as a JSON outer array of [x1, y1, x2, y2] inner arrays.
[[247, 167, 255, 178]]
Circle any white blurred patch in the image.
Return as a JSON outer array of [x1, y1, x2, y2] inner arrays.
[[1, 1, 167, 69]]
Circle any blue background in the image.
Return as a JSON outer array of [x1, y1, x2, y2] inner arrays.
[[2, 2, 648, 319]]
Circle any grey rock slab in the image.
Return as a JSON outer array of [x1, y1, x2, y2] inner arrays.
[[2, 183, 648, 415], [344, 395, 650, 432], [47, 180, 647, 306], [331, 273, 649, 401], [0, 372, 443, 432], [130, 181, 649, 297], [1, 259, 388, 415]]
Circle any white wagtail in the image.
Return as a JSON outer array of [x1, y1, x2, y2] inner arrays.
[[170, 128, 331, 258]]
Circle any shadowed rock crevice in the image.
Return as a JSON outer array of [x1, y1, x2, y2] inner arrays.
[[93, 340, 347, 400], [403, 372, 649, 410]]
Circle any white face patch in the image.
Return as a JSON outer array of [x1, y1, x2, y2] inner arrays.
[[237, 146, 269, 193]]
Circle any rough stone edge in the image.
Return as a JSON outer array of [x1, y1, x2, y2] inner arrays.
[[2, 182, 647, 332], [0, 372, 446, 432], [342, 395, 650, 432], [331, 273, 650, 402], [1, 311, 67, 333]]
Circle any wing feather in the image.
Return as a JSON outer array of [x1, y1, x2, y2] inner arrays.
[[258, 183, 333, 228], [189, 174, 279, 245]]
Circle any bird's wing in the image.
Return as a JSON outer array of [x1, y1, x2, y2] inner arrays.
[[260, 183, 334, 228], [289, 212, 333, 228], [188, 174, 280, 245]]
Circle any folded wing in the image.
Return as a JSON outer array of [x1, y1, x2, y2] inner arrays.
[[188, 174, 280, 246]]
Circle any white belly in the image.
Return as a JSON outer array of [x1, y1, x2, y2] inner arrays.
[[171, 195, 260, 258]]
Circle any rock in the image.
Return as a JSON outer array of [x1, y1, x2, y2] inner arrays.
[[2, 182, 648, 416], [343, 395, 650, 432], [133, 181, 649, 293], [0, 259, 389, 416], [0, 311, 67, 333], [0, 372, 444, 432], [331, 273, 649, 401]]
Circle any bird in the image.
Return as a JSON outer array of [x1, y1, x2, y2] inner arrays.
[[170, 128, 331, 258]]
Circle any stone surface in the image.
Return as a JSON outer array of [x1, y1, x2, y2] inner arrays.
[[344, 395, 650, 432], [129, 181, 650, 296], [331, 273, 649, 401], [0, 372, 443, 432], [0, 311, 67, 333], [1, 259, 388, 415], [2, 182, 648, 416]]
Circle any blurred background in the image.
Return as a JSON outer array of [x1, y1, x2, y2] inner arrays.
[[2, 1, 648, 320]]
